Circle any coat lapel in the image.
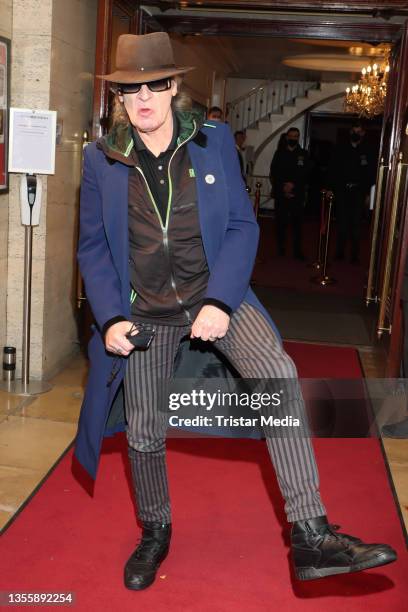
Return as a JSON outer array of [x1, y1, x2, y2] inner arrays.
[[101, 160, 130, 309], [187, 140, 226, 268]]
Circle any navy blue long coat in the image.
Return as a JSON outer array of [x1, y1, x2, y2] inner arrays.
[[74, 118, 281, 480]]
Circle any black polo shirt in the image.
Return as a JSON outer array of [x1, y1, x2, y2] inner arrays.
[[131, 114, 179, 225], [100, 113, 231, 337]]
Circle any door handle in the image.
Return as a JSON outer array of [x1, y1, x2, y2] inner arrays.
[[76, 130, 91, 310], [377, 153, 407, 337], [366, 159, 388, 305]]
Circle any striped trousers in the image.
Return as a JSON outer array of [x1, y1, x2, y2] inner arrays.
[[124, 302, 326, 524]]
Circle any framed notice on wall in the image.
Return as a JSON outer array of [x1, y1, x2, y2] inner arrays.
[[8, 108, 57, 175], [0, 36, 10, 191]]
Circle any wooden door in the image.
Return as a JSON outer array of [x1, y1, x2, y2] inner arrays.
[[373, 22, 408, 375], [365, 48, 397, 308]]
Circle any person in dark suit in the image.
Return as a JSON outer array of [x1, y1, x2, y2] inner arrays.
[[75, 32, 397, 592], [326, 121, 375, 264], [269, 127, 310, 260]]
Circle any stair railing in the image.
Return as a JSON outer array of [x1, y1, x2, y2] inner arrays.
[[226, 80, 319, 133]]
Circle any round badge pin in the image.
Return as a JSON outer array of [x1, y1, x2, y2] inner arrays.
[[205, 174, 215, 184]]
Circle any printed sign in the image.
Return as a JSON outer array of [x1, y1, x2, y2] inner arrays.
[[9, 108, 57, 175]]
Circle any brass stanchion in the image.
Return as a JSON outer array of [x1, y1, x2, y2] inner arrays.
[[308, 189, 327, 270], [366, 158, 387, 306], [253, 182, 263, 264], [76, 130, 89, 311], [377, 152, 406, 337], [253, 181, 261, 219], [311, 192, 336, 286]]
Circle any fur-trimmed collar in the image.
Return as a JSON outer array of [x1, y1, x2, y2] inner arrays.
[[96, 110, 207, 165]]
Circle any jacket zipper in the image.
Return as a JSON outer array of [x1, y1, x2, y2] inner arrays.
[[134, 120, 197, 325]]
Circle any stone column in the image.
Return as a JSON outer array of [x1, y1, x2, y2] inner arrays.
[[43, 0, 97, 378], [5, 0, 97, 380], [0, 0, 12, 352], [6, 0, 52, 379]]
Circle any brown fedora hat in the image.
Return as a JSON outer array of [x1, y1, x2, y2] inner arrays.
[[97, 32, 195, 84]]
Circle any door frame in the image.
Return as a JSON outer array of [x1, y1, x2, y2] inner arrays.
[[381, 22, 408, 375], [92, 0, 143, 138], [144, 14, 401, 43], [143, 0, 408, 18]]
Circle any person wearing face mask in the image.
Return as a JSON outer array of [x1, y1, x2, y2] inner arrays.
[[326, 121, 374, 264], [269, 127, 310, 260]]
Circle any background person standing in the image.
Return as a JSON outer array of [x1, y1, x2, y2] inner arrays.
[[207, 105, 224, 121], [269, 127, 310, 260], [326, 121, 375, 264]]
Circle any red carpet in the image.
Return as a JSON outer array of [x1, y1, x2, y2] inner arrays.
[[1, 344, 406, 611], [253, 218, 370, 298], [284, 341, 362, 378]]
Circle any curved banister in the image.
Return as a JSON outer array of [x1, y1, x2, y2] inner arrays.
[[226, 79, 319, 132], [253, 91, 344, 165]]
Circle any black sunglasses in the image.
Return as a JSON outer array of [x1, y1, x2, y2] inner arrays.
[[116, 78, 172, 95]]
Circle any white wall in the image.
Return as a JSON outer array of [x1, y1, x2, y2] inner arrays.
[[225, 78, 265, 103], [311, 95, 348, 113]]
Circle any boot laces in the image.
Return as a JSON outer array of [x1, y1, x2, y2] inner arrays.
[[133, 534, 166, 563], [319, 523, 341, 537], [316, 523, 361, 546]]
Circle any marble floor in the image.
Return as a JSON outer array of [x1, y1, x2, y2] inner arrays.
[[0, 349, 407, 540], [0, 353, 87, 531]]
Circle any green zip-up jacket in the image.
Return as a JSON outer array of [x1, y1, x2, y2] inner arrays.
[[96, 110, 224, 328]]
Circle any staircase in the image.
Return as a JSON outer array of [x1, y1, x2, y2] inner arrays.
[[227, 80, 319, 134], [241, 82, 349, 178], [230, 81, 349, 210]]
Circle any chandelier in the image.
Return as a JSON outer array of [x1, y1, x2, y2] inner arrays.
[[344, 54, 390, 118]]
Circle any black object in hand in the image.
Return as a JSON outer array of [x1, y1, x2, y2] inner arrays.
[[125, 323, 156, 350]]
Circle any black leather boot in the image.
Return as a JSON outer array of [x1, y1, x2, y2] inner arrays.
[[291, 515, 397, 580], [124, 521, 172, 590]]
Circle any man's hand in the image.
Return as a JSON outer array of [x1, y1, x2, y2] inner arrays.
[[105, 321, 138, 356], [190, 305, 230, 342], [283, 182, 295, 198]]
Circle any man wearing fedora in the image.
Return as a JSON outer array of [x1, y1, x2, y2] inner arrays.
[[75, 32, 397, 590]]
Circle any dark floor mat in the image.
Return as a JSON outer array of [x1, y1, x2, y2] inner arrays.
[[253, 285, 376, 345]]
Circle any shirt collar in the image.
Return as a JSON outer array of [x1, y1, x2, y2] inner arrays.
[[132, 112, 179, 154]]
